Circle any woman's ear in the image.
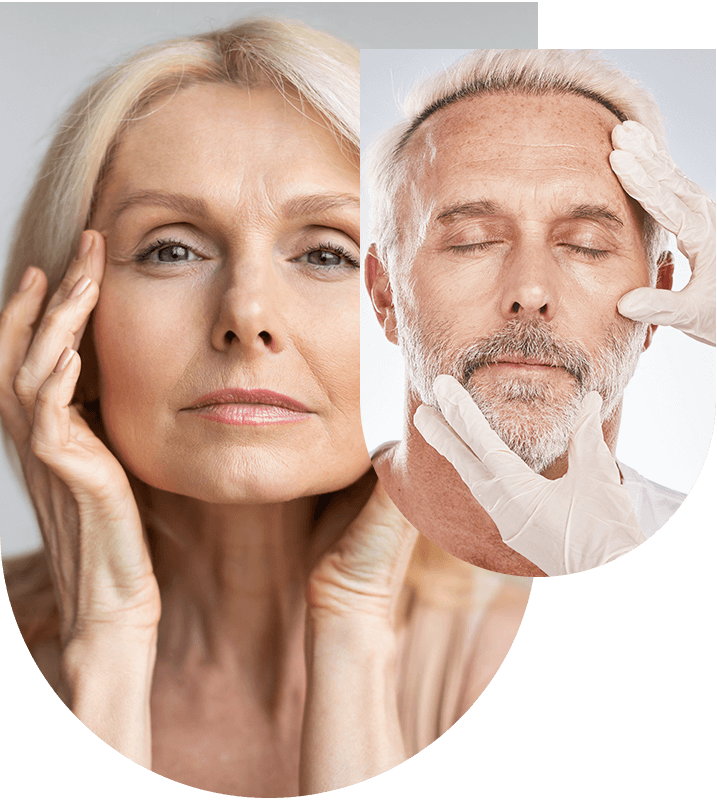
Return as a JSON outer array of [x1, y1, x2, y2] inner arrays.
[[365, 245, 399, 345]]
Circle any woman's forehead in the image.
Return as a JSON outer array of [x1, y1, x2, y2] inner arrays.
[[94, 83, 358, 223]]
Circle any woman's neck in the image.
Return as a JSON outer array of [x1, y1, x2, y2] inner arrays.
[[134, 470, 376, 714], [144, 489, 317, 677]]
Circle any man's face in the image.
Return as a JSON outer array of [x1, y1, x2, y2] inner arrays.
[[393, 92, 653, 473]]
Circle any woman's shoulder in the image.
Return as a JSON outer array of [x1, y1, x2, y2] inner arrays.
[[396, 536, 530, 755], [2, 549, 62, 689]]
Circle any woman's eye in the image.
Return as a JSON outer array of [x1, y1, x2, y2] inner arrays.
[[137, 241, 203, 264], [295, 245, 359, 271]]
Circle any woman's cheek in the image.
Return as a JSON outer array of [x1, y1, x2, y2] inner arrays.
[[93, 281, 187, 466]]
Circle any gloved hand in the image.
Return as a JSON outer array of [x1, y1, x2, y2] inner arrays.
[[610, 120, 715, 347], [413, 375, 646, 576]]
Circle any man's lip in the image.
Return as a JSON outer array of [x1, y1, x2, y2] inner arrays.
[[489, 357, 561, 368], [185, 389, 310, 413]]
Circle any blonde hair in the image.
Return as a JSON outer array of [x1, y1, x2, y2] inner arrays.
[[1, 16, 359, 466], [2, 16, 360, 646], [2, 19, 488, 660], [368, 49, 669, 282]]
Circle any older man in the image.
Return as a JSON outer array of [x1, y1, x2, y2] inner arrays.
[[365, 50, 714, 577]]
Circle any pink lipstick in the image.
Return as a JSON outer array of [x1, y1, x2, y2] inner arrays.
[[184, 389, 312, 426]]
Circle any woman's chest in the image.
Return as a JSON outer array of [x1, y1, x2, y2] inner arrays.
[[150, 674, 304, 796]]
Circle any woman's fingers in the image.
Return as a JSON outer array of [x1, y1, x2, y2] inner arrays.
[[30, 348, 82, 466], [45, 231, 105, 314], [13, 275, 100, 421], [10, 231, 104, 423], [0, 266, 48, 445]]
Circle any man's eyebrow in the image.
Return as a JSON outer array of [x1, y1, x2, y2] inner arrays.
[[565, 204, 624, 229], [435, 200, 502, 224], [434, 201, 626, 230], [110, 191, 360, 224]]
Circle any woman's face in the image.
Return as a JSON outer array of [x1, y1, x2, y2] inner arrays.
[[91, 83, 368, 503]]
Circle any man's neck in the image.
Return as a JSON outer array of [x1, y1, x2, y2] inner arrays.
[[374, 431, 544, 577], [372, 397, 623, 578]]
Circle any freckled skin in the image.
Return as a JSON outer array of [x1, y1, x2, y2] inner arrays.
[[373, 92, 670, 575], [91, 84, 368, 503]]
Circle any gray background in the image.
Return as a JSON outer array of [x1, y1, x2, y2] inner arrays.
[[0, 3, 537, 556], [360, 49, 716, 497]]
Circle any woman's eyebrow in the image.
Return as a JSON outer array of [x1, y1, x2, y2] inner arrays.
[[281, 193, 360, 220], [110, 191, 208, 222], [110, 191, 359, 223]]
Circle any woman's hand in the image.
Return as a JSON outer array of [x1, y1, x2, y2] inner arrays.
[[306, 475, 418, 624], [301, 476, 418, 793], [0, 230, 160, 639], [0, 231, 160, 764]]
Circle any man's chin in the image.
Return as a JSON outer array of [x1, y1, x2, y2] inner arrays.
[[469, 392, 580, 475]]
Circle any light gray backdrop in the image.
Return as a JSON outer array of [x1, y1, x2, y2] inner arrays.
[[0, 3, 537, 555], [360, 49, 716, 498]]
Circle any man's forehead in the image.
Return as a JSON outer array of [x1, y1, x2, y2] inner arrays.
[[396, 91, 637, 226], [404, 90, 621, 180]]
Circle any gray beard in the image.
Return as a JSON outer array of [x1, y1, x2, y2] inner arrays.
[[399, 315, 647, 474]]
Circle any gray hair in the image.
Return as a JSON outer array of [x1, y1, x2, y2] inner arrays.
[[367, 49, 669, 283]]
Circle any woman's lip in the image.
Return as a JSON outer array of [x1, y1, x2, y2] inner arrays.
[[185, 388, 310, 413], [188, 404, 311, 426]]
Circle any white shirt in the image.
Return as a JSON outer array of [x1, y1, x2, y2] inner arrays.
[[618, 461, 686, 539], [375, 442, 685, 541]]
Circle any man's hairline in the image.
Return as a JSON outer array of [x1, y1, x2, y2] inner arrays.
[[394, 85, 629, 159], [383, 88, 660, 284]]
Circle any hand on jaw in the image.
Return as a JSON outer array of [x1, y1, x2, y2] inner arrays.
[[414, 375, 645, 576]]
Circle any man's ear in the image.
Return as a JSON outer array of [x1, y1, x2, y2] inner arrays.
[[643, 251, 675, 350], [365, 244, 399, 345]]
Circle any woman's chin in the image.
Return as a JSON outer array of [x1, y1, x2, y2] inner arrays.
[[126, 457, 372, 506]]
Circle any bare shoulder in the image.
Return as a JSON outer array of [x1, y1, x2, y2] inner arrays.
[[457, 576, 530, 715], [2, 550, 62, 693], [27, 635, 63, 693]]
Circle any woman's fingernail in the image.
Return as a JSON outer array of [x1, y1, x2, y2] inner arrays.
[[77, 231, 93, 260], [68, 275, 92, 299], [18, 267, 36, 293], [53, 347, 75, 374]]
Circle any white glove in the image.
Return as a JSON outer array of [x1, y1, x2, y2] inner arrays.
[[413, 375, 646, 576], [610, 120, 715, 347]]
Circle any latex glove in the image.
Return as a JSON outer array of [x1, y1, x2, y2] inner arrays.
[[610, 120, 715, 346], [413, 376, 645, 576]]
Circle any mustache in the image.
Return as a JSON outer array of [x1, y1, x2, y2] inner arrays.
[[454, 319, 593, 386]]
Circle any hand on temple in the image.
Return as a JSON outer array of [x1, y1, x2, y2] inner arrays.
[[610, 120, 715, 347]]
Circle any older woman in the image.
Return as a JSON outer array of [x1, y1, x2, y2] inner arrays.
[[0, 19, 529, 797]]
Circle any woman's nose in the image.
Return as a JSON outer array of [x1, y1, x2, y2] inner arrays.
[[499, 240, 560, 323], [210, 265, 287, 356]]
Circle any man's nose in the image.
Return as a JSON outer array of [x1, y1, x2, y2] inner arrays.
[[499, 240, 560, 322], [210, 259, 288, 356]]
